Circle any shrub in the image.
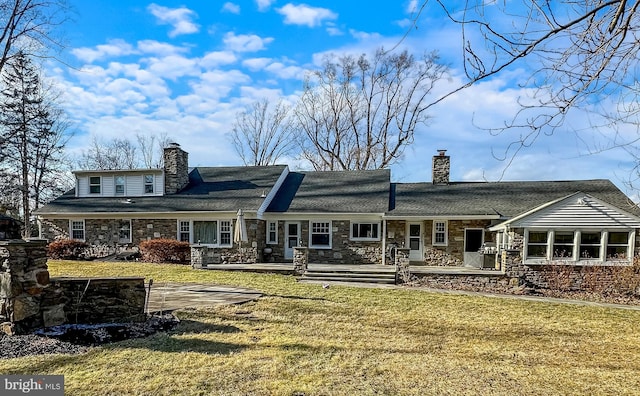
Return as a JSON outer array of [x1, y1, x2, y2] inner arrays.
[[139, 239, 190, 264], [48, 239, 89, 260]]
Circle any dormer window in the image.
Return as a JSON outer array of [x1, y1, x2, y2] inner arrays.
[[115, 176, 125, 195], [144, 174, 154, 194], [89, 177, 101, 194]]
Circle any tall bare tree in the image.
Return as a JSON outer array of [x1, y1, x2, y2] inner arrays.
[[294, 48, 447, 170], [410, 1, 640, 169], [0, 0, 67, 75], [77, 134, 173, 170], [230, 99, 297, 166], [0, 51, 69, 236]]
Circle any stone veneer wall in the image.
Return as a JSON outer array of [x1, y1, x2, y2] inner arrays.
[[163, 144, 189, 195], [305, 220, 383, 265], [1, 239, 146, 335]]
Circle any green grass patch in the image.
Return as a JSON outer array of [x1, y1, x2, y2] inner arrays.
[[2, 260, 640, 395]]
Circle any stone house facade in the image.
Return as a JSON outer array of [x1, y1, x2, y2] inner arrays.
[[36, 145, 640, 269]]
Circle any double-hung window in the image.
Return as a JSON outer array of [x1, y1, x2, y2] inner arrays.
[[607, 232, 629, 259], [220, 221, 232, 245], [351, 222, 380, 241], [118, 220, 131, 243], [89, 176, 101, 194], [178, 221, 190, 242], [144, 174, 154, 194], [526, 231, 548, 259], [310, 221, 331, 248], [115, 176, 125, 195], [70, 220, 85, 240], [553, 231, 575, 258], [267, 221, 278, 244], [433, 221, 447, 246], [579, 232, 601, 259]]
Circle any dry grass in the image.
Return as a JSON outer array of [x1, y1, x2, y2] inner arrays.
[[2, 260, 640, 395]]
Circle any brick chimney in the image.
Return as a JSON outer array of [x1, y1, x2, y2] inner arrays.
[[432, 149, 450, 185], [164, 143, 189, 194]]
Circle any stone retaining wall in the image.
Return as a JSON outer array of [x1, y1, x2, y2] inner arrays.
[[1, 239, 146, 335]]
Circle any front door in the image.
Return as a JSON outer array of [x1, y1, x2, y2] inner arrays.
[[284, 222, 300, 260], [464, 228, 484, 268], [408, 222, 423, 261]]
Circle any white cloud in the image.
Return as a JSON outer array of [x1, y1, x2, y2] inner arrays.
[[406, 0, 418, 13], [71, 39, 136, 63], [326, 26, 343, 36], [242, 57, 272, 71], [349, 29, 382, 41], [223, 32, 274, 52], [221, 2, 241, 14], [145, 55, 200, 80], [264, 62, 305, 79], [200, 51, 238, 68], [276, 3, 338, 27], [137, 40, 189, 56], [147, 3, 200, 37], [255, 0, 275, 12]]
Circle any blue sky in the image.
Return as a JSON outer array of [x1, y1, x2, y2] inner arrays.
[[48, 0, 638, 196]]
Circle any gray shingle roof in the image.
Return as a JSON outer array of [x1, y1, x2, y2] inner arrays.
[[388, 179, 639, 218], [267, 169, 390, 213], [36, 165, 287, 214]]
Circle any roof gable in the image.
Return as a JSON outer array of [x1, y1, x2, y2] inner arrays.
[[490, 192, 640, 230]]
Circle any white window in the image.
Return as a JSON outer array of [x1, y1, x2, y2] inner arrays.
[[220, 221, 232, 246], [524, 229, 633, 263], [526, 230, 548, 259], [267, 221, 278, 244], [553, 231, 575, 259], [144, 174, 154, 194], [351, 222, 380, 241], [607, 231, 630, 259], [310, 221, 331, 248], [89, 176, 101, 194], [579, 232, 601, 259], [178, 221, 190, 242], [188, 220, 233, 247], [70, 220, 85, 240], [433, 221, 447, 246], [115, 176, 125, 195], [118, 220, 131, 243]]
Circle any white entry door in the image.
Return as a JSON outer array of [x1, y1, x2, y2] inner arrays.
[[284, 221, 301, 260], [407, 222, 423, 261], [464, 228, 484, 268]]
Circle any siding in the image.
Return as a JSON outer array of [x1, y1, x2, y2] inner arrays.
[[512, 194, 640, 229], [76, 171, 164, 198]]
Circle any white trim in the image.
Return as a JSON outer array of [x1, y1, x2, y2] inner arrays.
[[118, 219, 132, 244], [69, 219, 85, 241], [432, 220, 448, 246], [349, 221, 381, 241], [89, 176, 102, 195], [257, 166, 290, 219], [266, 220, 278, 244], [178, 219, 233, 247], [309, 220, 332, 249]]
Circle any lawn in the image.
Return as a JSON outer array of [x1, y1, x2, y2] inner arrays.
[[2, 260, 640, 395]]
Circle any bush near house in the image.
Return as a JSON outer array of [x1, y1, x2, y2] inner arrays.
[[47, 239, 89, 260], [138, 239, 190, 264]]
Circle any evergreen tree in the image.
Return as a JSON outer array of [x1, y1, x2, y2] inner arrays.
[[0, 51, 69, 236]]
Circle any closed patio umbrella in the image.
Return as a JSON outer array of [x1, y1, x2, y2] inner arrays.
[[234, 209, 248, 262]]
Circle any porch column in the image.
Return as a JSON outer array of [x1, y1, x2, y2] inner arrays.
[[293, 246, 308, 276]]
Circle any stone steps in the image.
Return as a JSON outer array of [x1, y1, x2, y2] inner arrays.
[[299, 265, 397, 285]]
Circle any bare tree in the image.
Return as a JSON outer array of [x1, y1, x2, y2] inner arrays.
[[77, 134, 174, 170], [409, 1, 640, 169], [137, 132, 171, 168], [0, 51, 70, 236], [230, 99, 297, 166], [78, 136, 139, 170], [0, 0, 67, 75], [293, 48, 446, 171]]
